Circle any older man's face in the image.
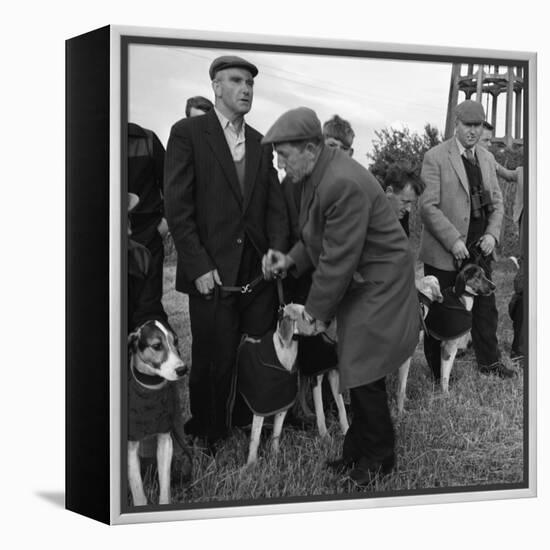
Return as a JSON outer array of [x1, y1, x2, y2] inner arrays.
[[455, 119, 483, 149], [275, 142, 316, 183], [212, 67, 254, 118]]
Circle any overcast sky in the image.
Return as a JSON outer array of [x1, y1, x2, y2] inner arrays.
[[128, 44, 453, 169]]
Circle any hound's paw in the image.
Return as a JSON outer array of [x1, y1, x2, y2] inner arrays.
[[132, 496, 147, 507]]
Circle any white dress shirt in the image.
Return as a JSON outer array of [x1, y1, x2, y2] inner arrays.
[[214, 107, 246, 162]]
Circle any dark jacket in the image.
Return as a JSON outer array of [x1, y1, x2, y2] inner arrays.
[[164, 110, 288, 294], [128, 123, 165, 245]]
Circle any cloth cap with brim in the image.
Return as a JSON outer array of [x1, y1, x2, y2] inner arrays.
[[209, 55, 258, 80], [128, 193, 139, 212], [455, 100, 485, 124], [261, 107, 323, 145]]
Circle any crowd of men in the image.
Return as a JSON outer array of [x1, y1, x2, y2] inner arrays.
[[128, 54, 524, 487]]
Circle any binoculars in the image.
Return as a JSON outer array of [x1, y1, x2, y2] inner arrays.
[[471, 188, 495, 219]]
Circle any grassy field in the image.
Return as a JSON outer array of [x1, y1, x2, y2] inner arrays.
[[135, 257, 524, 506]]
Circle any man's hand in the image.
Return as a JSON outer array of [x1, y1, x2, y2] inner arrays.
[[451, 239, 470, 262], [478, 233, 496, 256], [262, 249, 294, 280], [194, 269, 222, 295]]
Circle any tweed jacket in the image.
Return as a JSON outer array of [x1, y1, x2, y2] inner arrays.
[[164, 110, 288, 294], [419, 137, 504, 271], [288, 146, 419, 390]]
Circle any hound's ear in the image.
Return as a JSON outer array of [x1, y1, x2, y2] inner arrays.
[[128, 330, 140, 350], [455, 265, 471, 295], [278, 316, 294, 346]]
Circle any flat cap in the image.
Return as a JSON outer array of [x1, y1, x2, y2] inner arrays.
[[209, 55, 258, 80], [455, 100, 485, 124], [262, 107, 323, 145]]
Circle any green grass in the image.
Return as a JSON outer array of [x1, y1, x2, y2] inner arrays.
[[135, 257, 524, 506]]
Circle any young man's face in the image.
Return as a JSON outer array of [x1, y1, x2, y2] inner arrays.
[[212, 67, 254, 118], [324, 136, 353, 156], [275, 142, 316, 183], [478, 128, 493, 149], [188, 106, 208, 118], [386, 183, 417, 220], [455, 119, 483, 149]]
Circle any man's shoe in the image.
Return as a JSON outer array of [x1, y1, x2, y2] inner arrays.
[[348, 456, 395, 487], [478, 361, 516, 379], [325, 457, 356, 475]]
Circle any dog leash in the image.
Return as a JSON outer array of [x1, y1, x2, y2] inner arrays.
[[218, 274, 264, 296]]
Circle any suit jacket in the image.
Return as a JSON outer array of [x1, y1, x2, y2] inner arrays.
[[288, 147, 420, 390], [164, 110, 288, 294], [419, 138, 504, 271]]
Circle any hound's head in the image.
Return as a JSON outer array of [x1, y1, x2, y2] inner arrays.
[[455, 264, 496, 297], [276, 303, 318, 347], [128, 320, 188, 381], [416, 275, 443, 303]]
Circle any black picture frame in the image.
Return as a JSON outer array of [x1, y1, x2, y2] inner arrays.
[[66, 24, 536, 525]]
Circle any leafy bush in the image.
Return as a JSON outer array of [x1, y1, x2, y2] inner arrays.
[[367, 124, 442, 184]]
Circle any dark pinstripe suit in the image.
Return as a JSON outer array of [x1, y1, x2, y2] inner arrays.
[[164, 110, 288, 442]]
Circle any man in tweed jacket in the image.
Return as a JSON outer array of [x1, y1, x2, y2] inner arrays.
[[419, 99, 514, 379]]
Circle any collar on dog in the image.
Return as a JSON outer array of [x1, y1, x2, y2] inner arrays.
[[456, 286, 477, 298], [130, 359, 167, 390], [417, 290, 434, 307]]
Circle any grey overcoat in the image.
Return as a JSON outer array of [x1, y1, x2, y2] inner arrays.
[[288, 147, 420, 390]]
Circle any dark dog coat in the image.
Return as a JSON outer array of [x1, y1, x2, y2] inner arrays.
[[128, 368, 175, 441], [424, 287, 472, 341], [296, 334, 338, 378], [237, 332, 298, 417]]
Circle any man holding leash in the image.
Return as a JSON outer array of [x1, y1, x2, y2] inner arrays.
[[419, 99, 514, 379], [262, 107, 420, 485], [164, 55, 288, 449]]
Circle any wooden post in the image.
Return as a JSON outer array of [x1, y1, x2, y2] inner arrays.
[[476, 65, 484, 101], [445, 63, 461, 139], [515, 70, 522, 140], [505, 67, 514, 147], [491, 92, 498, 129]]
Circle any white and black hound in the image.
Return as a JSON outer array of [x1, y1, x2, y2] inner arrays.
[[424, 264, 496, 394], [127, 320, 187, 506], [237, 303, 312, 466]]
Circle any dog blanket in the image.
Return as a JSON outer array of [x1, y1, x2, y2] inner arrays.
[[128, 369, 174, 441], [296, 334, 338, 377], [424, 287, 472, 341], [237, 332, 298, 417]]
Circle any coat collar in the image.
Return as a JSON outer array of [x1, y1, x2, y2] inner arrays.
[[447, 137, 492, 194], [448, 138, 470, 194], [298, 145, 334, 230], [204, 110, 262, 211]]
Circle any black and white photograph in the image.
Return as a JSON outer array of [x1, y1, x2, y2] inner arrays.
[[122, 31, 531, 514], [11, 1, 549, 546]]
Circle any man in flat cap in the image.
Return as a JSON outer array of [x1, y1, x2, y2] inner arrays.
[[262, 107, 420, 485], [419, 99, 514, 380], [164, 55, 288, 450]]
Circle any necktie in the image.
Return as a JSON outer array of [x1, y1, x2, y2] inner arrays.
[[464, 148, 475, 164]]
